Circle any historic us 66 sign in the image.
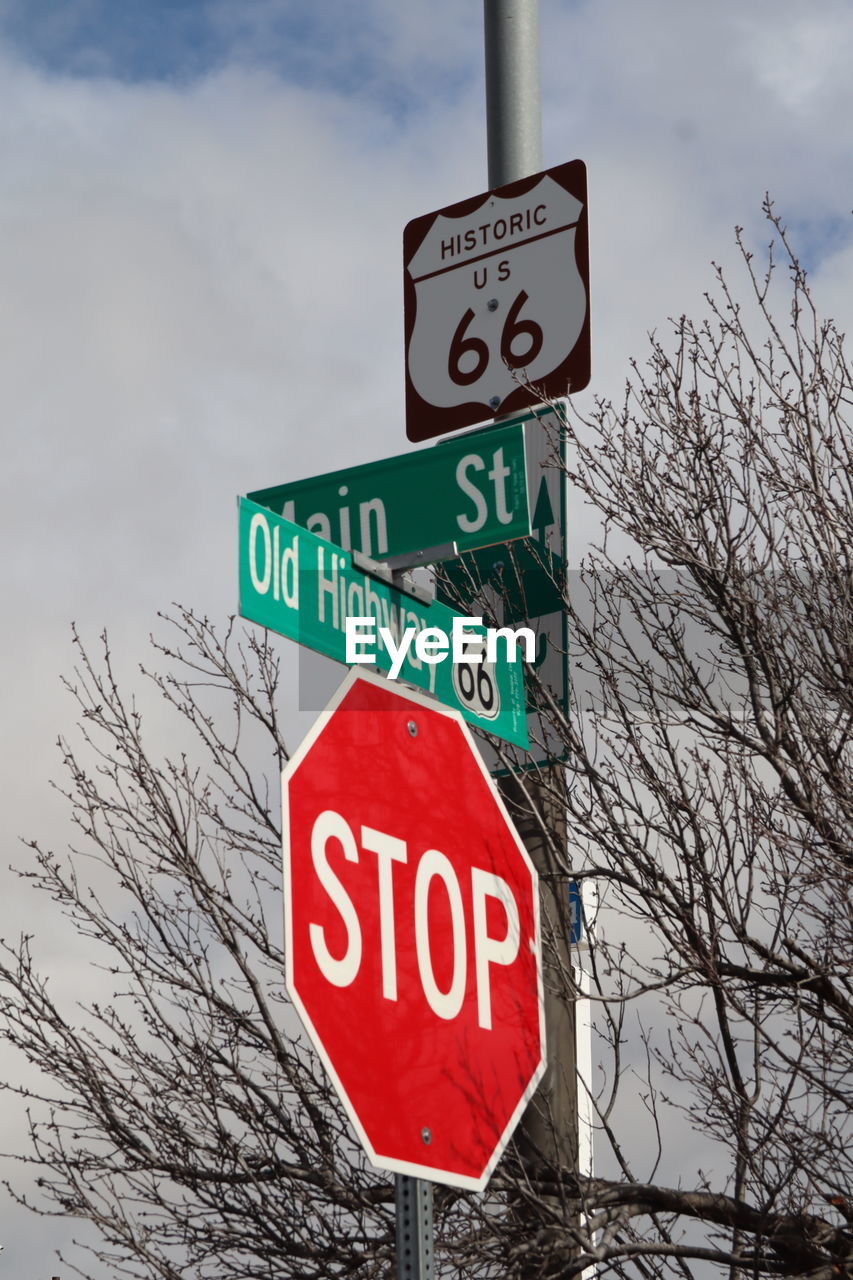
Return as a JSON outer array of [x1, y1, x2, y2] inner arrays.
[[404, 158, 589, 441], [282, 668, 545, 1190]]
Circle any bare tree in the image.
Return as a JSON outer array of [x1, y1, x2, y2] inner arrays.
[[1, 205, 851, 1280], [0, 615, 403, 1278]]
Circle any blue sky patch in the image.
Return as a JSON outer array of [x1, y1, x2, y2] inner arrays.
[[0, 0, 480, 120], [0, 0, 223, 82]]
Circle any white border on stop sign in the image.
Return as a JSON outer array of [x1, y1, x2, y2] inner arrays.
[[280, 665, 546, 1190]]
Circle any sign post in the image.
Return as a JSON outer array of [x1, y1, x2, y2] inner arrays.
[[396, 1177, 434, 1280], [242, 8, 587, 1274], [480, 5, 586, 1267]]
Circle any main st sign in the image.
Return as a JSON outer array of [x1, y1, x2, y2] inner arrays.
[[282, 669, 545, 1189], [246, 416, 531, 562]]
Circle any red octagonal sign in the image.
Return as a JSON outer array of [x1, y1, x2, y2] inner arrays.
[[282, 668, 545, 1189]]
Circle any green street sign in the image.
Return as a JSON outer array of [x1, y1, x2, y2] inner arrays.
[[436, 405, 568, 771], [246, 419, 530, 563], [238, 497, 530, 749]]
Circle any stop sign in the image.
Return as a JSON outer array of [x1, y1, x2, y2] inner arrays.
[[282, 668, 545, 1190]]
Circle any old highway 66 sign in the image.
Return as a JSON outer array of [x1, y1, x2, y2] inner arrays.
[[404, 158, 589, 442]]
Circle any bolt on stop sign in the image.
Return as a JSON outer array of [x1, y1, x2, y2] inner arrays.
[[282, 668, 545, 1190], [404, 158, 590, 441]]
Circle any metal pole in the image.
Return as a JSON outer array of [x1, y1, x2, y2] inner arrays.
[[484, 0, 581, 1204], [484, 0, 543, 186], [389, 21, 550, 1273], [395, 1174, 435, 1280]]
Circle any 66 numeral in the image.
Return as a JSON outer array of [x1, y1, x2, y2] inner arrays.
[[452, 658, 500, 724], [448, 290, 544, 387], [456, 661, 496, 712]]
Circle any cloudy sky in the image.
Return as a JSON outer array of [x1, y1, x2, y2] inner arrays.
[[1, 0, 852, 1269]]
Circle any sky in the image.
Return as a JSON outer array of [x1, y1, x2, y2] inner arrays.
[[1, 0, 852, 1271]]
